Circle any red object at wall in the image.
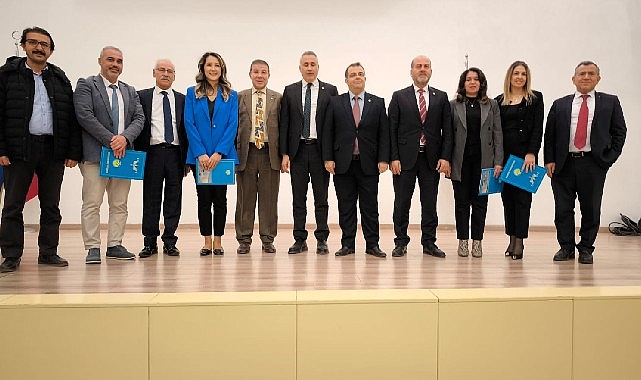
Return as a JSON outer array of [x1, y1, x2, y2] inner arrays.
[[26, 175, 38, 202]]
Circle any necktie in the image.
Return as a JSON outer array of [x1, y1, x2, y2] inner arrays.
[[161, 90, 174, 143], [254, 91, 265, 149], [303, 83, 312, 138], [418, 88, 427, 146], [352, 96, 360, 155], [575, 94, 589, 149], [109, 84, 119, 134]]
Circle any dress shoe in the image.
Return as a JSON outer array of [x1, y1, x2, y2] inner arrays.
[[0, 257, 21, 272], [38, 254, 69, 267], [505, 235, 516, 257], [288, 240, 308, 254], [335, 247, 355, 256], [262, 242, 276, 253], [423, 243, 446, 258], [457, 239, 469, 257], [391, 245, 407, 257], [471, 240, 483, 258], [139, 246, 158, 258], [213, 248, 225, 256], [578, 251, 593, 264], [365, 246, 387, 258], [163, 244, 180, 256], [200, 248, 212, 256], [85, 248, 101, 264], [317, 240, 329, 255], [106, 245, 135, 260], [512, 238, 524, 261], [553, 248, 575, 261], [237, 242, 251, 254]]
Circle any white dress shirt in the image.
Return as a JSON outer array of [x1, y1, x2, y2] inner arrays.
[[301, 79, 319, 139], [150, 86, 179, 145], [569, 90, 595, 152]]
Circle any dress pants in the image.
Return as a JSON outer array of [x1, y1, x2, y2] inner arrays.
[[79, 162, 131, 249], [392, 151, 440, 247], [289, 142, 330, 242], [142, 144, 183, 247], [191, 166, 227, 236], [452, 152, 488, 241], [235, 144, 280, 244], [0, 136, 64, 258], [551, 154, 607, 254], [501, 183, 532, 239], [333, 158, 380, 250]]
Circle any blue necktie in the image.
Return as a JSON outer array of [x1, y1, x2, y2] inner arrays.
[[161, 90, 174, 143], [303, 83, 312, 138], [109, 84, 119, 134]]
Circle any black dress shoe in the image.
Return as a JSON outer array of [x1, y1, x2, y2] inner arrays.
[[578, 251, 593, 264], [139, 246, 158, 258], [237, 242, 251, 254], [38, 254, 69, 267], [317, 240, 329, 255], [262, 242, 276, 253], [391, 245, 407, 257], [213, 248, 225, 256], [288, 240, 308, 254], [0, 257, 21, 272], [365, 246, 387, 258], [200, 248, 212, 256], [163, 245, 180, 256], [423, 243, 446, 258], [553, 248, 575, 261], [335, 247, 355, 256]]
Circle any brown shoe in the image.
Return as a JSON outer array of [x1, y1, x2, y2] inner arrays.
[[237, 242, 251, 254], [262, 242, 276, 253]]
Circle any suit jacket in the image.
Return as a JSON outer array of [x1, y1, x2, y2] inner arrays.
[[237, 88, 282, 171], [184, 86, 238, 165], [74, 75, 144, 162], [544, 91, 626, 172], [134, 87, 188, 168], [495, 90, 544, 161], [449, 98, 503, 182], [279, 80, 338, 158], [388, 85, 453, 171], [322, 92, 390, 175]]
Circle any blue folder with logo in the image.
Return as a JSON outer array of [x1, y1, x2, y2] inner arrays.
[[99, 147, 147, 180], [478, 168, 504, 195], [499, 154, 546, 194], [196, 159, 236, 185]]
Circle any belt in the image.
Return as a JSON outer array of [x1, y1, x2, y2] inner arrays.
[[153, 142, 179, 148], [251, 142, 269, 149], [418, 145, 426, 153], [302, 138, 317, 145], [352, 154, 360, 161], [569, 151, 590, 158], [30, 134, 53, 143]]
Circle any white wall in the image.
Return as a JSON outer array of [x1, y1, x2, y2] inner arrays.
[[2, 0, 639, 227]]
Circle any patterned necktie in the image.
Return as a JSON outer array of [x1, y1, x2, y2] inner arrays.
[[575, 94, 589, 149], [303, 83, 312, 138], [418, 88, 427, 146], [109, 84, 119, 134], [254, 91, 265, 149], [352, 96, 360, 155], [160, 91, 174, 143]]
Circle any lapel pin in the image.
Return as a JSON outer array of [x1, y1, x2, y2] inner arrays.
[[321, 86, 325, 90], [368, 99, 372, 103]]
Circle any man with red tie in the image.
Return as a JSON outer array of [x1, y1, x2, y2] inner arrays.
[[544, 61, 626, 264]]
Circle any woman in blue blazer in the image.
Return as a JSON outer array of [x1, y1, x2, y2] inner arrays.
[[184, 51, 238, 256]]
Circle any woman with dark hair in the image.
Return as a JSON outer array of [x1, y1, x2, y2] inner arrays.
[[496, 61, 543, 260], [184, 52, 238, 256], [449, 67, 503, 258]]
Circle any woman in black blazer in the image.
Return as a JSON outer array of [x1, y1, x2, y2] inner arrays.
[[495, 61, 543, 260]]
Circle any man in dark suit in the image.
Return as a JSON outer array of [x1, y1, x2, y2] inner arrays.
[[236, 59, 282, 254], [544, 61, 626, 265], [134, 59, 187, 258], [323, 62, 389, 258], [279, 51, 338, 254], [389, 55, 453, 258]]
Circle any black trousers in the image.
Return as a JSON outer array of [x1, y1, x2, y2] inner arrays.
[[142, 144, 183, 247], [191, 165, 227, 237], [0, 136, 64, 258], [452, 153, 488, 240], [333, 158, 380, 250], [551, 154, 607, 254], [392, 151, 440, 247], [501, 183, 533, 239], [289, 143, 330, 242]]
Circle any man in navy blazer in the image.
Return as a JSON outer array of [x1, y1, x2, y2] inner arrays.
[[279, 51, 338, 254], [544, 61, 626, 264], [134, 59, 187, 258], [322, 62, 389, 258], [389, 55, 453, 258]]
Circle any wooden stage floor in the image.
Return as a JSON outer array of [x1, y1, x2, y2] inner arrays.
[[1, 226, 640, 294]]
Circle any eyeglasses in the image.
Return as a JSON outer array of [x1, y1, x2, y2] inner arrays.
[[25, 39, 50, 49], [155, 68, 175, 74]]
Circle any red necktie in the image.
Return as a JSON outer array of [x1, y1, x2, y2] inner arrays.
[[574, 94, 589, 149], [352, 96, 360, 155], [418, 88, 427, 146]]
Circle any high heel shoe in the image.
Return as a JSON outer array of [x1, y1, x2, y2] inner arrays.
[[512, 238, 524, 260], [505, 235, 516, 257]]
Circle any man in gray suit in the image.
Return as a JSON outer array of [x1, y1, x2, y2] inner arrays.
[[235, 59, 282, 254], [74, 46, 144, 264]]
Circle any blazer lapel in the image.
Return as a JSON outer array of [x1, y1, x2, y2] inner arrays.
[[592, 92, 601, 128], [94, 76, 111, 115], [455, 101, 467, 130], [360, 93, 371, 124], [172, 89, 183, 127], [119, 82, 130, 126], [295, 82, 304, 118], [342, 93, 356, 127], [480, 100, 489, 127], [405, 86, 422, 124]]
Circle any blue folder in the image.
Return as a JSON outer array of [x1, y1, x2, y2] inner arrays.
[[196, 159, 236, 185], [99, 147, 146, 180], [478, 168, 504, 195], [499, 154, 546, 194]]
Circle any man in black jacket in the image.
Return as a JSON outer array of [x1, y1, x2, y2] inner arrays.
[[0, 26, 82, 272]]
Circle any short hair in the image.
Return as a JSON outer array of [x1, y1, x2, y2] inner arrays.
[[574, 60, 600, 75], [100, 46, 122, 57], [249, 59, 270, 74], [344, 62, 365, 78], [301, 51, 317, 58], [20, 26, 54, 51], [455, 67, 489, 104], [501, 60, 536, 106]]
